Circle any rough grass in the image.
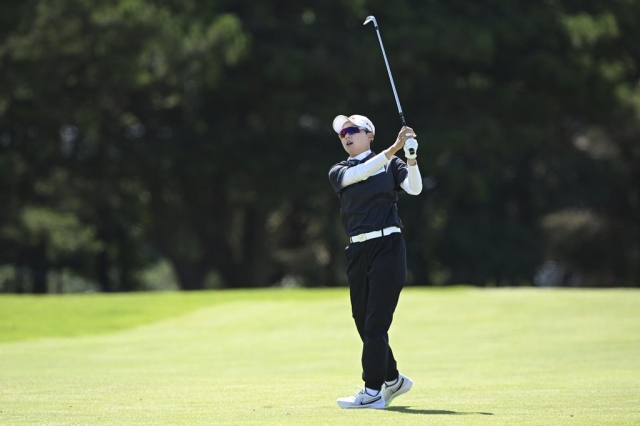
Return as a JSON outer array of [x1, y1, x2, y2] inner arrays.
[[0, 287, 639, 425], [0, 289, 324, 342]]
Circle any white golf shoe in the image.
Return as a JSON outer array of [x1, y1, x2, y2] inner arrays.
[[336, 388, 386, 409], [381, 373, 413, 406]]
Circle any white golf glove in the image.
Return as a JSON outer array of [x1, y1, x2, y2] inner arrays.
[[404, 138, 418, 159]]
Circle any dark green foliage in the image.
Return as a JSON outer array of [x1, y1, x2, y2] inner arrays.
[[1, 0, 639, 291]]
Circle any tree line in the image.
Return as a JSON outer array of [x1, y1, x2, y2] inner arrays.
[[1, 0, 639, 292]]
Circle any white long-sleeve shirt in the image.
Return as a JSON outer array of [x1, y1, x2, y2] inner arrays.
[[340, 150, 423, 195]]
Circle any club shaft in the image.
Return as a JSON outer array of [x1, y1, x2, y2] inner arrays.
[[373, 25, 406, 126]]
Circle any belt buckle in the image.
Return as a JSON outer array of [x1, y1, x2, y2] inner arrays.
[[357, 234, 367, 243]]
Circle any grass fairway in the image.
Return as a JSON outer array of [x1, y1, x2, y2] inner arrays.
[[0, 288, 639, 425]]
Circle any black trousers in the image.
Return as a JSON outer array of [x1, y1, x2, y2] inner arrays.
[[345, 232, 406, 390]]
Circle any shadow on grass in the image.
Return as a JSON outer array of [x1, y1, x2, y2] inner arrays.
[[386, 406, 494, 416]]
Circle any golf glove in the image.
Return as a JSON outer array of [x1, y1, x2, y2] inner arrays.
[[404, 138, 418, 159]]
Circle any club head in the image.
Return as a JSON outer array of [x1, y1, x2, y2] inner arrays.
[[363, 16, 377, 27]]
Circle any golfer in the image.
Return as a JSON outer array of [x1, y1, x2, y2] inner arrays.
[[329, 114, 422, 409]]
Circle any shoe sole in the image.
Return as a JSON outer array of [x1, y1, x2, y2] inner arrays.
[[337, 396, 386, 409], [337, 401, 386, 409]]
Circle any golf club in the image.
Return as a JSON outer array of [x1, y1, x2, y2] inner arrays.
[[364, 16, 416, 155]]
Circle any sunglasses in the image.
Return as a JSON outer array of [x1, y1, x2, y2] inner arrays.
[[339, 126, 369, 138]]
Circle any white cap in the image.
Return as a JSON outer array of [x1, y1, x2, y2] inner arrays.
[[332, 114, 375, 134]]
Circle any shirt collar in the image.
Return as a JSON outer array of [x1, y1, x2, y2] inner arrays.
[[349, 150, 372, 162]]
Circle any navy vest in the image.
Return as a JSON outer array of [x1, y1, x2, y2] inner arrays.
[[328, 153, 409, 237]]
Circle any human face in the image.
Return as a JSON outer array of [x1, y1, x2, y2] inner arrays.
[[340, 122, 373, 156]]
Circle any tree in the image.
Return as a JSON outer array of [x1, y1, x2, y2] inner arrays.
[[2, 0, 639, 291], [0, 0, 249, 291]]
